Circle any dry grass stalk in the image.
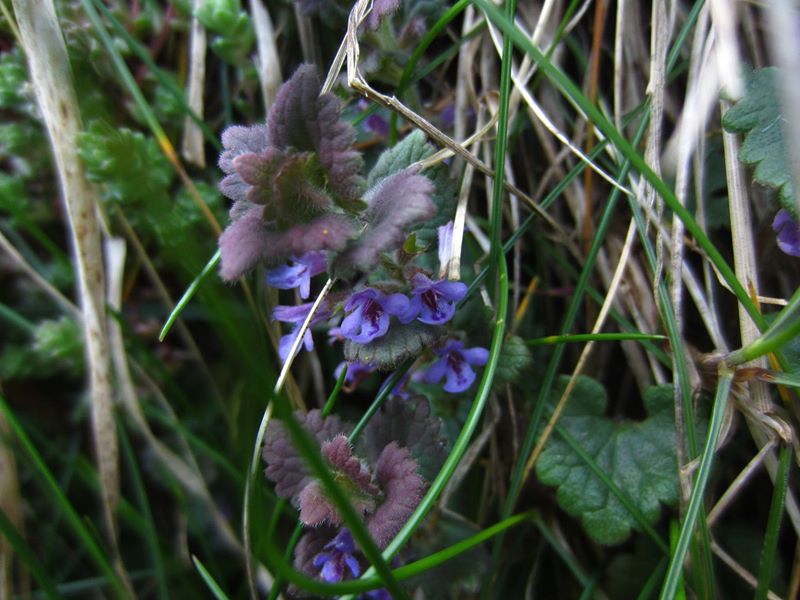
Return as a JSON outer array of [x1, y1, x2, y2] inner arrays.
[[249, 0, 282, 114], [181, 0, 207, 167], [11, 0, 132, 593]]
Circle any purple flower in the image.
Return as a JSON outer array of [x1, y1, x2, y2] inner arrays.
[[312, 528, 361, 583], [424, 340, 489, 393], [266, 251, 327, 299], [272, 302, 331, 362], [341, 288, 410, 344], [403, 273, 467, 325], [365, 114, 390, 138], [773, 209, 800, 257]]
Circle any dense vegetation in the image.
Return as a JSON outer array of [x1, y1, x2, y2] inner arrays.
[[1, 0, 800, 598]]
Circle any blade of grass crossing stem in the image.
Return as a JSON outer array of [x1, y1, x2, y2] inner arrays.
[[88, 0, 221, 151], [270, 393, 409, 599], [259, 510, 533, 596], [659, 370, 732, 600], [471, 0, 764, 330], [554, 422, 669, 552], [118, 421, 169, 600], [264, 364, 351, 600], [755, 443, 792, 600], [0, 394, 129, 597], [78, 0, 221, 235], [0, 507, 60, 600], [192, 555, 233, 600], [159, 250, 220, 341]]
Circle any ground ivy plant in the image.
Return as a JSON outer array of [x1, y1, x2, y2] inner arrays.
[[216, 64, 491, 589]]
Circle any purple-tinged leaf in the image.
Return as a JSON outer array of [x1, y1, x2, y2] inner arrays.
[[365, 0, 399, 29], [367, 442, 424, 548], [299, 435, 378, 527], [333, 167, 436, 277], [361, 395, 447, 481], [262, 410, 351, 504], [219, 125, 270, 174], [218, 125, 270, 202], [219, 207, 357, 280], [218, 204, 269, 280], [267, 64, 364, 203]]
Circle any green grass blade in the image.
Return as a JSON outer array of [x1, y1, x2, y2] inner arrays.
[[88, 0, 222, 150], [472, 0, 764, 329], [118, 421, 169, 600], [0, 507, 60, 599], [271, 393, 409, 599], [755, 443, 792, 600], [159, 250, 220, 341], [659, 370, 732, 600], [192, 555, 232, 600], [0, 394, 129, 597], [525, 333, 667, 346]]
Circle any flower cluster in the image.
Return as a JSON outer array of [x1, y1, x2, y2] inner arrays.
[[262, 396, 446, 586], [217, 65, 491, 394]]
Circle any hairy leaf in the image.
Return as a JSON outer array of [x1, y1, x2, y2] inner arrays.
[[367, 130, 433, 188], [536, 376, 684, 545], [493, 334, 533, 386], [219, 203, 357, 280], [262, 410, 351, 504], [723, 67, 795, 211], [367, 442, 425, 548], [267, 65, 364, 203], [333, 167, 436, 277], [344, 321, 441, 370], [219, 124, 271, 203], [361, 395, 447, 481], [299, 435, 378, 526], [365, 0, 400, 29]]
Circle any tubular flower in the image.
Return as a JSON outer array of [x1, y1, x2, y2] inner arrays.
[[423, 339, 489, 393], [403, 273, 467, 325], [341, 288, 410, 344]]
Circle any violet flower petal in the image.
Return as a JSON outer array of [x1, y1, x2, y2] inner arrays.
[[773, 209, 800, 257]]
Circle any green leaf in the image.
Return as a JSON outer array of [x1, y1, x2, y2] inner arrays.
[[0, 317, 84, 379], [367, 130, 434, 188], [493, 334, 532, 386], [78, 121, 173, 203], [0, 172, 29, 215], [195, 0, 242, 34], [722, 67, 795, 211], [344, 321, 442, 370], [0, 48, 32, 111], [536, 376, 684, 545]]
